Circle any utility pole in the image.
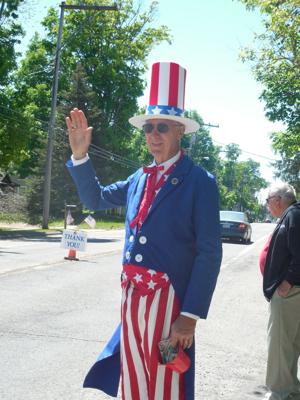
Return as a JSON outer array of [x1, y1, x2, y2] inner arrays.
[[42, 2, 117, 229], [188, 122, 219, 158], [42, 2, 65, 230]]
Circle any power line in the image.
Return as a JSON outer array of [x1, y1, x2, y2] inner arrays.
[[0, 106, 49, 128], [0, 106, 140, 169], [212, 139, 278, 162], [0, 109, 139, 169], [88, 147, 140, 169], [55, 126, 140, 170], [0, 107, 279, 163], [89, 144, 140, 169]]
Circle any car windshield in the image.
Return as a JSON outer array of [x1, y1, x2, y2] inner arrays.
[[220, 211, 247, 222]]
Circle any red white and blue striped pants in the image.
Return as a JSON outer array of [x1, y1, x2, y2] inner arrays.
[[120, 265, 185, 400]]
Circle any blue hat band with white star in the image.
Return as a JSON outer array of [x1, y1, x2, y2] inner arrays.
[[146, 105, 184, 117]]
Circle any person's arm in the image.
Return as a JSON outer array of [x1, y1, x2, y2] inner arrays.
[[169, 172, 222, 350], [65, 108, 131, 210], [67, 158, 132, 211], [279, 209, 300, 297], [181, 173, 222, 317]]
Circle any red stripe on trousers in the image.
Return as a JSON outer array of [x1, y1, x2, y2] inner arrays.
[[122, 285, 140, 399], [180, 375, 185, 400], [168, 62, 179, 107], [148, 286, 171, 399], [143, 292, 153, 376], [149, 63, 159, 105], [130, 285, 150, 392], [121, 282, 185, 399], [163, 368, 173, 399]]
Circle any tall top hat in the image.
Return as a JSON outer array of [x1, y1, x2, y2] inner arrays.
[[129, 62, 200, 134]]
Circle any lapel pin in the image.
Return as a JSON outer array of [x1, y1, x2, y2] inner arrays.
[[171, 178, 179, 185]]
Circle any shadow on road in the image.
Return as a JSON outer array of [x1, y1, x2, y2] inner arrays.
[[0, 229, 120, 243], [0, 229, 60, 241], [0, 250, 22, 255]]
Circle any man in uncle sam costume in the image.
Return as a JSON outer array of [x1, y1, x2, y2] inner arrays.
[[66, 61, 222, 399]]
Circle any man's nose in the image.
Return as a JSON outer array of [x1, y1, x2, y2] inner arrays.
[[151, 126, 161, 136]]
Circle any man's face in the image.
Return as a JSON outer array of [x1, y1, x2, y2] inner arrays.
[[143, 119, 185, 164], [266, 193, 282, 218]]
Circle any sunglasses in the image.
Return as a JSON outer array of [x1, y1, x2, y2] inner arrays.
[[142, 122, 182, 134], [266, 195, 280, 204]]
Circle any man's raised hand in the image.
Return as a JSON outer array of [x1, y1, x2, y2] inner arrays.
[[66, 108, 93, 160]]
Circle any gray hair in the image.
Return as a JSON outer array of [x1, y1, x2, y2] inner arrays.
[[269, 183, 297, 205]]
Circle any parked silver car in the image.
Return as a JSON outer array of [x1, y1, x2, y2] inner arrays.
[[220, 210, 252, 243]]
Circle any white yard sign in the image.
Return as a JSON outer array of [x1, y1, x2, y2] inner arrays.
[[61, 230, 87, 252]]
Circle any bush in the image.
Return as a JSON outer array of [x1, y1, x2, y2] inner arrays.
[[0, 191, 28, 222]]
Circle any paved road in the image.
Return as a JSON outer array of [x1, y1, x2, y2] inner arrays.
[[0, 223, 276, 399], [0, 228, 125, 275]]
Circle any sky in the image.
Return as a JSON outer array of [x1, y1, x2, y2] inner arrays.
[[17, 0, 285, 188]]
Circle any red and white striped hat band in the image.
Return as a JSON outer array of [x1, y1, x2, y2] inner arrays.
[[129, 62, 200, 134]]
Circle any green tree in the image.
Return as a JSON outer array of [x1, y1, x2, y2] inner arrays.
[[239, 0, 300, 187], [25, 63, 98, 221], [182, 110, 222, 176], [218, 143, 267, 217], [1, 0, 170, 171], [270, 129, 300, 191], [0, 32, 53, 175], [0, 0, 24, 85], [58, 0, 170, 159], [235, 159, 267, 213], [12, 0, 171, 219], [222, 143, 241, 191], [126, 126, 152, 167], [0, 0, 25, 171]]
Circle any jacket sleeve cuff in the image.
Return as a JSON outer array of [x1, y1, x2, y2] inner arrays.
[[71, 154, 89, 166], [180, 312, 199, 320]]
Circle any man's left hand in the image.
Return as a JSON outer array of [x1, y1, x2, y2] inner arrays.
[[169, 315, 197, 350], [277, 280, 292, 297]]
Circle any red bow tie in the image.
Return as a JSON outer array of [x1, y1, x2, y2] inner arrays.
[[143, 165, 164, 175]]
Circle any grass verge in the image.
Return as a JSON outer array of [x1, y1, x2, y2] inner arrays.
[[0, 217, 124, 238]]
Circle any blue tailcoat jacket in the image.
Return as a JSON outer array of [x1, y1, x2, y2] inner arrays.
[[67, 154, 222, 399]]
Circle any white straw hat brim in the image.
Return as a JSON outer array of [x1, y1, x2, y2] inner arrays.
[[129, 114, 200, 134]]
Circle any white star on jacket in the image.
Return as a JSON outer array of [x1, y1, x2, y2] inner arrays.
[[134, 273, 143, 283], [147, 280, 157, 290]]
